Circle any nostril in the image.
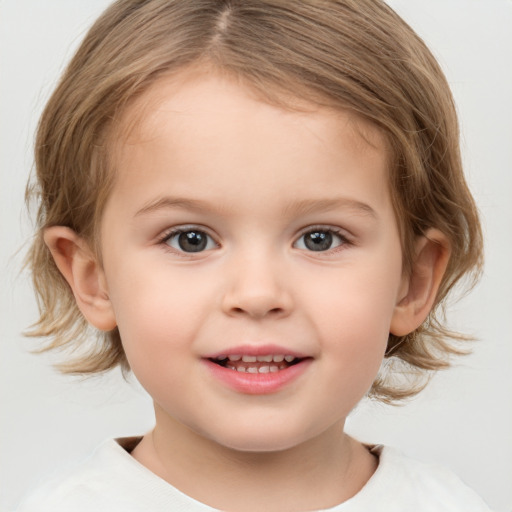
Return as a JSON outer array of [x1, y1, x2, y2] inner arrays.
[[222, 289, 293, 319], [229, 306, 284, 317]]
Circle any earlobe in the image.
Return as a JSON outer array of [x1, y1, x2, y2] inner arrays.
[[390, 229, 451, 337], [43, 226, 117, 331]]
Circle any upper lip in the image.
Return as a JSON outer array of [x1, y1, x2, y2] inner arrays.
[[203, 344, 310, 360]]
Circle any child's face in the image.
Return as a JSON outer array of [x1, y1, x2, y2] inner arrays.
[[98, 71, 407, 451]]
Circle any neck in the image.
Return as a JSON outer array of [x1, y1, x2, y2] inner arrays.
[[131, 407, 377, 511]]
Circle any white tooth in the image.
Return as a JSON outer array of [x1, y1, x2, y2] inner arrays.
[[242, 355, 257, 363], [227, 365, 236, 371], [258, 366, 270, 373], [270, 365, 279, 373], [228, 355, 242, 361], [257, 355, 273, 362], [272, 355, 284, 363], [284, 355, 295, 362], [247, 367, 258, 373], [237, 366, 246, 372], [216, 355, 227, 360]]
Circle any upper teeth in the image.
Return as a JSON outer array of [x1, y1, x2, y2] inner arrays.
[[216, 354, 296, 363]]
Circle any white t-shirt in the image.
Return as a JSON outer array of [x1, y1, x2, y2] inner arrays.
[[17, 437, 492, 511]]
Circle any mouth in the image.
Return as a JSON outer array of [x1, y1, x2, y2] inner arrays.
[[203, 349, 312, 394], [208, 354, 305, 374]]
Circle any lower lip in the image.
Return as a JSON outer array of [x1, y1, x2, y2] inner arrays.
[[203, 359, 312, 395]]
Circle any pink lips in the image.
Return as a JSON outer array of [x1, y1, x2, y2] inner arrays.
[[202, 344, 312, 395]]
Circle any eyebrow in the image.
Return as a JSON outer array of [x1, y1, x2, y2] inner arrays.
[[135, 196, 378, 220], [135, 197, 215, 217], [283, 198, 377, 219]]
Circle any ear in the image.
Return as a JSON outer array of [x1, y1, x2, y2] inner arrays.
[[43, 226, 117, 331], [390, 229, 451, 336]]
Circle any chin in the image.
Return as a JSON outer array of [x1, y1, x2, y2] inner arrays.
[[218, 436, 302, 454], [204, 422, 319, 454]]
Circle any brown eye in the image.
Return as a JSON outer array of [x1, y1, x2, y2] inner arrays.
[[165, 229, 216, 253]]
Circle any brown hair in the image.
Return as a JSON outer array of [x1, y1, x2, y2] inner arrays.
[[26, 0, 483, 402]]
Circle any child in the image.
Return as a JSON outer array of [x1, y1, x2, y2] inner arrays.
[[17, 0, 493, 510]]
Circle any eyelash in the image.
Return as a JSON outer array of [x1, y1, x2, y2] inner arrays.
[[157, 225, 352, 255], [158, 226, 219, 256], [294, 226, 351, 253]]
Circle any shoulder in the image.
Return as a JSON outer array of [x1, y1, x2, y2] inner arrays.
[[15, 437, 216, 512], [16, 438, 137, 512], [340, 445, 493, 512]]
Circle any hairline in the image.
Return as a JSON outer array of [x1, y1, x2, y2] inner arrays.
[[88, 63, 405, 266]]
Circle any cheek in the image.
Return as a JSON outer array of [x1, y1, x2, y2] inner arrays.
[[313, 294, 391, 406], [310, 265, 401, 337], [304, 259, 402, 376], [106, 261, 212, 369]]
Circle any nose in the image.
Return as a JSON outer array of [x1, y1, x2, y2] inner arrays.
[[221, 253, 293, 320]]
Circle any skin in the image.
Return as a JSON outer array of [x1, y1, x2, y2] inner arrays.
[[45, 69, 450, 511]]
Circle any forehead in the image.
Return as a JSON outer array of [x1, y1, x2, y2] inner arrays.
[[105, 69, 392, 220], [113, 67, 389, 160]]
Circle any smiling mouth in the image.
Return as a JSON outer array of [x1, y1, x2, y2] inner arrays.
[[209, 354, 304, 374]]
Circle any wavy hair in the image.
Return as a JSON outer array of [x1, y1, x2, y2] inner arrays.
[[26, 0, 483, 402]]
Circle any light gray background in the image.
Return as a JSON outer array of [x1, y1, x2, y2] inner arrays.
[[1, 1, 511, 510]]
